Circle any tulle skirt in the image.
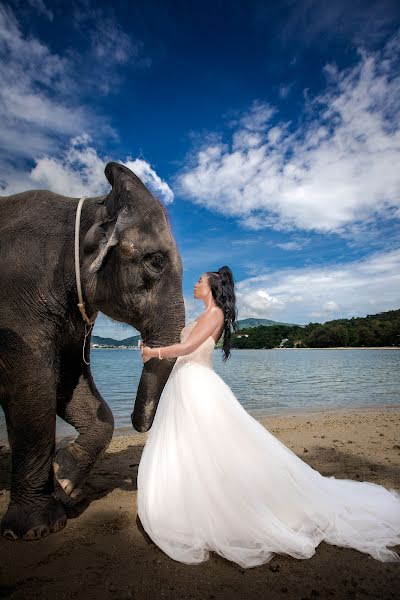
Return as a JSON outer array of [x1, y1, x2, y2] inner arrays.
[[137, 361, 400, 568]]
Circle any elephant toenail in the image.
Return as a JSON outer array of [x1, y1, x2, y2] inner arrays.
[[3, 529, 18, 540]]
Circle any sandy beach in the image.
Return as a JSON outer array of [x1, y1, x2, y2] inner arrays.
[[1, 406, 399, 600]]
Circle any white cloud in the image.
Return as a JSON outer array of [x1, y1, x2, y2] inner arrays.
[[275, 239, 308, 251], [93, 248, 400, 336], [238, 290, 285, 316], [124, 159, 174, 204], [0, 4, 116, 190], [277, 0, 398, 48], [235, 248, 400, 324], [72, 5, 151, 73], [234, 100, 276, 131], [311, 300, 340, 319], [183, 296, 201, 323], [26, 135, 174, 204], [0, 4, 90, 158], [94, 295, 197, 339], [178, 34, 400, 236], [93, 312, 138, 341], [0, 4, 151, 195], [29, 134, 108, 197]]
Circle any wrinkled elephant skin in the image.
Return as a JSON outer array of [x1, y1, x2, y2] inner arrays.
[[0, 162, 185, 540]]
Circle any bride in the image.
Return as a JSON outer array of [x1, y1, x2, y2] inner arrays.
[[137, 266, 400, 569]]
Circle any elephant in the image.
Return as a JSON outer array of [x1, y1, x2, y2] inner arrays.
[[0, 162, 185, 540]]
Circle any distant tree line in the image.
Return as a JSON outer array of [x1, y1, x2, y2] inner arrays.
[[231, 309, 400, 349]]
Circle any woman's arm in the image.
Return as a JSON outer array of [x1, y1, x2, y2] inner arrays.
[[141, 310, 223, 362]]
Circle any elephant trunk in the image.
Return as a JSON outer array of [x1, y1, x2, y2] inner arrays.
[[131, 359, 174, 432], [131, 303, 185, 432]]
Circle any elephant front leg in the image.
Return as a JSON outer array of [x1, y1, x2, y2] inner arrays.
[[55, 367, 114, 498], [1, 384, 66, 540]]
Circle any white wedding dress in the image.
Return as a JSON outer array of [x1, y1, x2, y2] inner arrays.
[[137, 320, 400, 568]]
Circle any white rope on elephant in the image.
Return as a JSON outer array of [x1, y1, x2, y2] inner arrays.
[[75, 196, 97, 365]]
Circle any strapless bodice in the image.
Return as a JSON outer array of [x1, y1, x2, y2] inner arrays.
[[173, 320, 215, 370]]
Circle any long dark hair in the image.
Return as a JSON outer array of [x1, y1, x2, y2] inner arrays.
[[206, 266, 239, 362]]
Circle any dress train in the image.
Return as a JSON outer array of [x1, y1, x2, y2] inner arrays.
[[137, 321, 400, 568]]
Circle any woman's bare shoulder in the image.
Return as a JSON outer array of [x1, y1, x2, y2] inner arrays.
[[213, 306, 224, 324], [198, 306, 224, 326]]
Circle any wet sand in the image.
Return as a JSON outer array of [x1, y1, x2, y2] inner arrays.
[[1, 406, 399, 599]]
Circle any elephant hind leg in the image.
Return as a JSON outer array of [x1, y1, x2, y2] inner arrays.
[[53, 442, 102, 499], [55, 363, 114, 497]]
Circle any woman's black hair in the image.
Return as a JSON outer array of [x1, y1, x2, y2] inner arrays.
[[206, 266, 239, 362]]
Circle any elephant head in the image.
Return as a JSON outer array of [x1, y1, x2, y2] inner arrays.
[[82, 162, 185, 432]]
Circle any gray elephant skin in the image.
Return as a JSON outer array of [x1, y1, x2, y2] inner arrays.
[[0, 162, 185, 540]]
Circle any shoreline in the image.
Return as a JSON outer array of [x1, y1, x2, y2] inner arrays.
[[110, 403, 400, 438], [2, 403, 400, 448], [2, 404, 400, 448]]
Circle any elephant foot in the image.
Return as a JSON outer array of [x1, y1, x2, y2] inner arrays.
[[53, 443, 94, 498], [1, 497, 67, 541]]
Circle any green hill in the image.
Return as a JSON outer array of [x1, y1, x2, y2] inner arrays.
[[237, 317, 298, 328], [91, 317, 297, 348], [233, 309, 400, 349], [91, 334, 141, 348], [90, 310, 399, 349]]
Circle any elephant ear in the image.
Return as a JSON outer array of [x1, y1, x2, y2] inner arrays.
[[84, 162, 145, 273], [85, 206, 133, 273]]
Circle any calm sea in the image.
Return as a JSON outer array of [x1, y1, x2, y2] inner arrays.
[[1, 348, 399, 442]]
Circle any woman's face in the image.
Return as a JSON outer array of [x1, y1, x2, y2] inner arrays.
[[193, 273, 211, 300]]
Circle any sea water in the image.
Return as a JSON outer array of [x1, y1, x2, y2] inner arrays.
[[0, 348, 399, 442]]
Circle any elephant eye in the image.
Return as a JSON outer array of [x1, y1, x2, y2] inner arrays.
[[143, 252, 166, 274]]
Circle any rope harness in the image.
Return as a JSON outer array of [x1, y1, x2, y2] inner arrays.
[[75, 196, 98, 365]]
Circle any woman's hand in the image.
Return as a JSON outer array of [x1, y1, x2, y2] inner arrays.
[[140, 341, 154, 363]]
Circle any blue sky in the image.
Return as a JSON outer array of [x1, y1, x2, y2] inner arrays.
[[1, 0, 399, 339]]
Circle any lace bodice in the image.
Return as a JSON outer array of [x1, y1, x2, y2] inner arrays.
[[173, 320, 215, 370]]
